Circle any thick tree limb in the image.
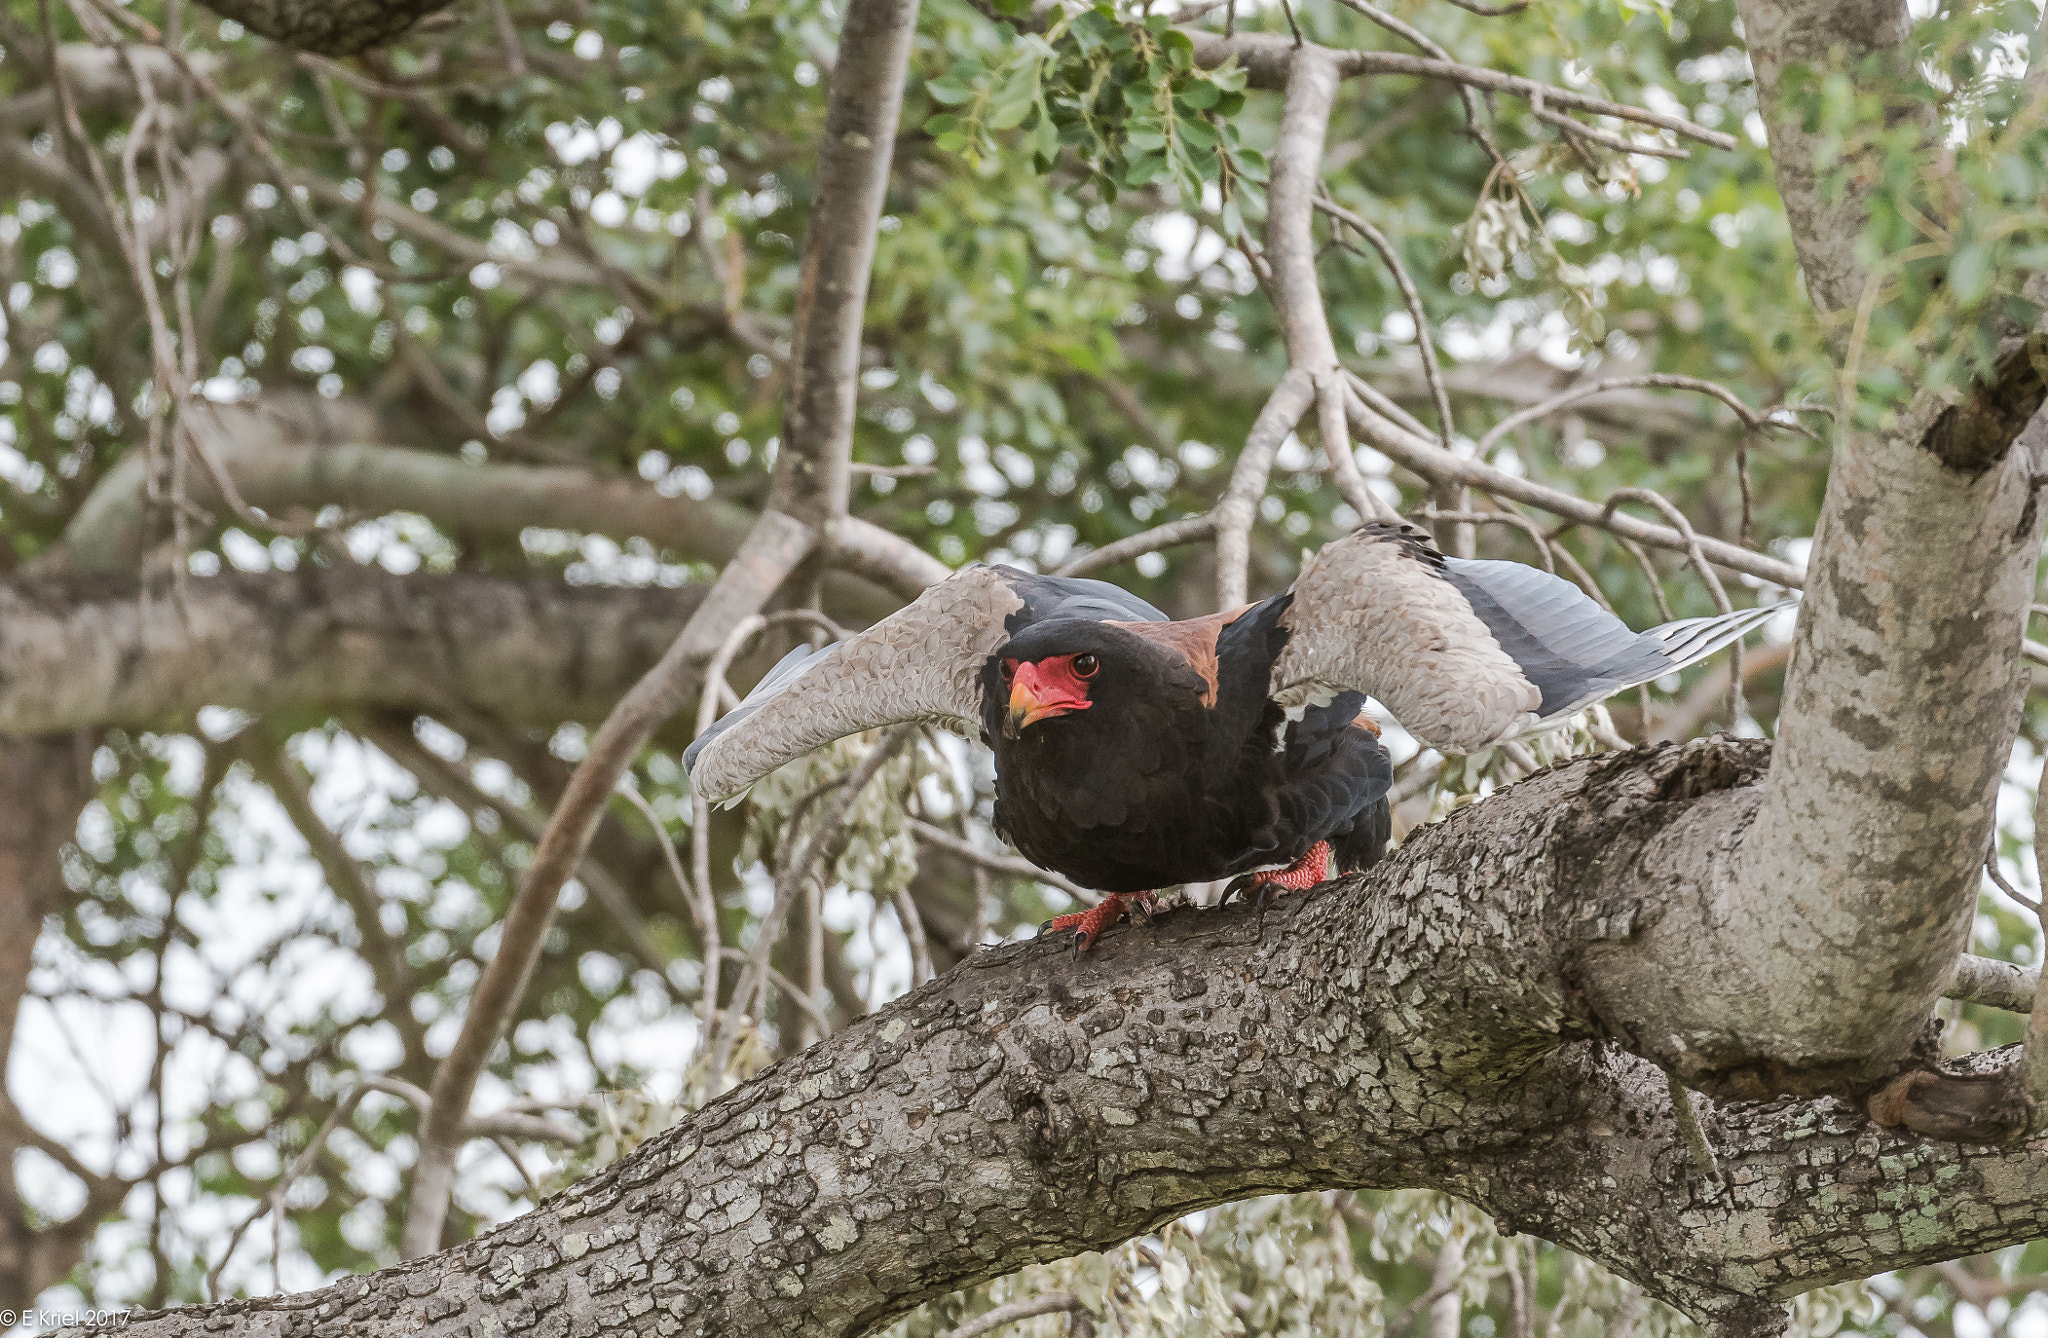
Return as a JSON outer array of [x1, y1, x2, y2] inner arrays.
[[54, 421, 905, 624], [1731, 0, 1915, 325], [59, 438, 755, 576], [185, 0, 459, 55], [70, 743, 2048, 1338], [0, 732, 97, 1307], [0, 570, 708, 733], [768, 0, 921, 527], [1586, 407, 2047, 1094]]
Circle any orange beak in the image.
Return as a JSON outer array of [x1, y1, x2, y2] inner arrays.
[[1003, 661, 1091, 738], [1004, 678, 1055, 739]]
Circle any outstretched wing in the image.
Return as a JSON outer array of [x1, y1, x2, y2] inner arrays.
[[684, 566, 1166, 802], [1269, 524, 1786, 754]]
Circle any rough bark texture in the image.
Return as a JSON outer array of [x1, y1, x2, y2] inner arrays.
[[1580, 411, 2048, 1096], [1731, 0, 1916, 323], [0, 733, 97, 1308], [65, 743, 2048, 1338], [188, 0, 460, 54], [0, 570, 706, 732]]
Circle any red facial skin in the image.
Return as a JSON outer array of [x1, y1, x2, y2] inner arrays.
[[1001, 653, 1096, 737]]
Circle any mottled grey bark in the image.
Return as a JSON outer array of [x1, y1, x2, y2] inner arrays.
[[1732, 0, 1916, 323], [1582, 410, 2048, 1097], [189, 0, 460, 55], [65, 743, 2048, 1338], [0, 570, 706, 732]]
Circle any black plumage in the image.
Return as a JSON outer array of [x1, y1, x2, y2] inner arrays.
[[685, 524, 1784, 951], [972, 586, 1393, 899]]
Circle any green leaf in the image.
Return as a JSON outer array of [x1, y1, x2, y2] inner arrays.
[[1177, 80, 1219, 110], [1123, 152, 1168, 187], [926, 77, 976, 106], [1031, 113, 1060, 164], [1948, 243, 1993, 305]]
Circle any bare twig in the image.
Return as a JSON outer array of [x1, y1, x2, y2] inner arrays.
[[1984, 847, 2042, 915], [1215, 368, 1317, 608], [1598, 488, 1744, 720], [1344, 386, 1807, 588], [1473, 374, 1816, 459], [1528, 87, 1690, 159], [1346, 366, 1440, 444], [1315, 196, 1455, 455], [907, 818, 1099, 906], [1946, 953, 2039, 1014], [935, 1293, 1093, 1338], [1055, 514, 1217, 578], [1320, 368, 1394, 523], [1187, 31, 1737, 151], [709, 725, 918, 1078], [893, 886, 934, 987], [717, 948, 834, 1039]]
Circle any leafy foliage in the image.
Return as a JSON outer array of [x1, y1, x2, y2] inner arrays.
[[2, 0, 2045, 1331], [926, 7, 1261, 220]]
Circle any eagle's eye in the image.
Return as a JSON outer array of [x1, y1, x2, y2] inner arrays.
[[1073, 653, 1099, 678], [1000, 661, 1017, 683]]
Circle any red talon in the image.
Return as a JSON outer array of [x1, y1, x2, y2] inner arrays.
[[1040, 891, 1160, 952], [1251, 840, 1332, 895]]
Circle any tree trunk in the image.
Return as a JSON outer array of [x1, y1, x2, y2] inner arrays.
[[1, 731, 97, 1308]]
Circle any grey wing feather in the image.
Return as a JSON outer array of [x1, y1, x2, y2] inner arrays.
[[681, 643, 833, 776], [682, 565, 1166, 804], [1441, 556, 1789, 728], [1268, 525, 1787, 754]]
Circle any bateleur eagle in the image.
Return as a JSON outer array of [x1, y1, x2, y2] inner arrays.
[[685, 523, 1779, 950]]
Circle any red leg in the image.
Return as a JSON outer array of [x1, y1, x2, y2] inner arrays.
[[1040, 890, 1160, 952], [1251, 840, 1333, 896]]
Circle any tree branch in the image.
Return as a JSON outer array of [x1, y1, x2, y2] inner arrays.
[[72, 744, 2048, 1338], [400, 0, 925, 1256], [1188, 30, 1736, 150], [0, 731, 96, 1305], [0, 570, 710, 734], [400, 511, 816, 1258], [184, 0, 459, 56]]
